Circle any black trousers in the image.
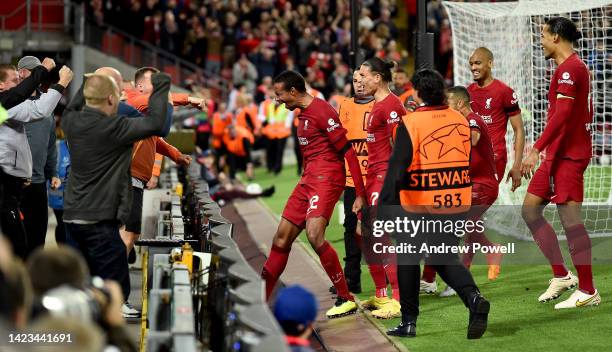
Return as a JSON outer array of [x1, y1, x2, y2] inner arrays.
[[65, 220, 131, 301], [1, 172, 28, 259], [342, 187, 361, 287], [53, 209, 66, 244], [396, 231, 478, 323], [21, 182, 49, 256], [227, 139, 252, 180], [265, 137, 287, 174]]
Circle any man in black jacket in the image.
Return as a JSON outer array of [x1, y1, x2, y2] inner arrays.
[[61, 72, 171, 309], [0, 57, 55, 110]]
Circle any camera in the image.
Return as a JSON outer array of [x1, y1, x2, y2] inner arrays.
[[40, 276, 111, 324]]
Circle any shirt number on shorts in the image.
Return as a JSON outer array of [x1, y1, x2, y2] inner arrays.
[[370, 192, 379, 206], [307, 195, 320, 214]]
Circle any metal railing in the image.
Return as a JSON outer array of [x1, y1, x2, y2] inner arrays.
[[84, 21, 227, 101], [0, 0, 70, 32]]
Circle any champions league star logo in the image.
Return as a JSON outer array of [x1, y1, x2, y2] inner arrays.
[[419, 123, 471, 159]]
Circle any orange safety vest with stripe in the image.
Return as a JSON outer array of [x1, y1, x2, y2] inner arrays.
[[223, 125, 255, 157], [236, 104, 261, 134], [399, 87, 416, 106], [338, 97, 374, 187], [212, 111, 233, 149], [261, 100, 291, 139], [400, 106, 472, 214]]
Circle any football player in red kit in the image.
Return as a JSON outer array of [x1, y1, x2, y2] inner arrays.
[[357, 57, 406, 318], [468, 47, 524, 192], [261, 70, 367, 318], [521, 17, 600, 309]]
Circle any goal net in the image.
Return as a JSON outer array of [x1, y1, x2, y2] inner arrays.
[[443, 0, 612, 240]]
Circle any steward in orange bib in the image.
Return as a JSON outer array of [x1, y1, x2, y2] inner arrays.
[[382, 69, 490, 340], [393, 68, 417, 111], [211, 102, 233, 150], [259, 98, 293, 174], [223, 124, 255, 180]]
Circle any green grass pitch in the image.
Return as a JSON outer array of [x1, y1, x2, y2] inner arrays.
[[245, 164, 612, 351]]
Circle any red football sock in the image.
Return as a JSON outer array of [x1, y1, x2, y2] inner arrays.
[[565, 224, 595, 294], [317, 241, 353, 301], [262, 244, 290, 300], [526, 217, 568, 277], [422, 265, 437, 283], [466, 231, 494, 247], [368, 264, 388, 297], [384, 263, 400, 301]]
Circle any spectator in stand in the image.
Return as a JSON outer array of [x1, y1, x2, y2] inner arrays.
[[143, 10, 162, 46], [118, 66, 193, 272], [17, 56, 63, 256], [274, 285, 317, 352], [251, 46, 278, 82], [233, 54, 258, 93], [61, 72, 171, 318], [0, 242, 32, 330], [205, 18, 224, 75], [0, 59, 71, 259]]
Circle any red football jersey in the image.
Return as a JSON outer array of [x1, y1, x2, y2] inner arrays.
[[366, 93, 406, 176], [467, 79, 521, 161], [297, 97, 347, 185], [535, 53, 592, 161], [467, 112, 498, 190]]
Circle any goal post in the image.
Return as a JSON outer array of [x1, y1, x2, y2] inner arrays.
[[443, 0, 612, 238]]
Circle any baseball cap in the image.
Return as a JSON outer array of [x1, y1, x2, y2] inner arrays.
[[273, 285, 318, 326], [17, 56, 42, 71]]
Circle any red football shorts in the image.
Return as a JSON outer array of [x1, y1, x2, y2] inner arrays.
[[469, 183, 499, 220], [366, 173, 385, 206], [527, 158, 590, 204], [495, 154, 507, 184], [282, 181, 344, 229]]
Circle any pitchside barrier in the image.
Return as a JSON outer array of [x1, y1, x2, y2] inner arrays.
[[137, 164, 288, 352]]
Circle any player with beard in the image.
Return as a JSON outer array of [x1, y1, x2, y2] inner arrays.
[[261, 70, 366, 318]]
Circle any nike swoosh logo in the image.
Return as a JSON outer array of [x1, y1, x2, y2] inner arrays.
[[575, 294, 597, 307]]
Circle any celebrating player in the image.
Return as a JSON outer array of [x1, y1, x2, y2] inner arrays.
[[261, 70, 366, 318], [337, 71, 375, 294], [357, 57, 406, 319], [521, 17, 600, 309], [468, 47, 524, 192]]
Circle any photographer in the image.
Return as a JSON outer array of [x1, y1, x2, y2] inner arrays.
[[26, 246, 137, 352]]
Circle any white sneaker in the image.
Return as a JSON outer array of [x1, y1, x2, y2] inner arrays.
[[538, 271, 578, 302], [420, 280, 437, 294], [554, 289, 601, 309], [439, 286, 457, 297], [122, 302, 141, 319]]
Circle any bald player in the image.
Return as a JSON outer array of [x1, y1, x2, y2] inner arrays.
[[61, 72, 172, 313], [468, 47, 524, 193]]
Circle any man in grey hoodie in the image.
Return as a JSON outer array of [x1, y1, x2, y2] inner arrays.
[[0, 60, 72, 259], [18, 56, 65, 256], [61, 72, 171, 305]]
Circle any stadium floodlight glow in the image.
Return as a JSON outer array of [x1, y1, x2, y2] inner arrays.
[[444, 0, 612, 239]]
